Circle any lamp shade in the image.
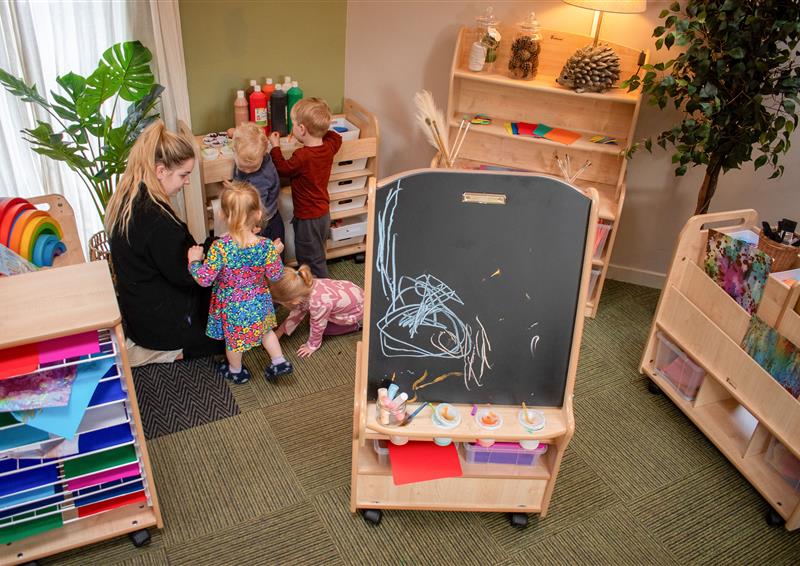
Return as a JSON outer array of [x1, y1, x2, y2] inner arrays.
[[563, 0, 646, 13]]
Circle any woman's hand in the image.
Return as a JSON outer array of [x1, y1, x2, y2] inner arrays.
[[187, 245, 204, 263], [273, 238, 284, 254], [297, 344, 316, 358]]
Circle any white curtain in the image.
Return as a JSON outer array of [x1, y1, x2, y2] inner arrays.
[[0, 0, 131, 251]]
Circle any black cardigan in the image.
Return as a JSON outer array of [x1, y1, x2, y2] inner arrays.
[[110, 190, 205, 351]]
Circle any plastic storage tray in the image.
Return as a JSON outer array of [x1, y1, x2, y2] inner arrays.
[[653, 332, 706, 401], [328, 175, 368, 196], [330, 214, 367, 241], [765, 437, 800, 491], [593, 222, 612, 260], [588, 268, 601, 298], [373, 439, 389, 467], [327, 235, 365, 250], [463, 441, 547, 466], [332, 157, 368, 174], [330, 194, 367, 213], [330, 117, 361, 141]]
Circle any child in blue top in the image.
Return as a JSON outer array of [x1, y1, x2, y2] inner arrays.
[[188, 181, 293, 384], [231, 121, 284, 246]]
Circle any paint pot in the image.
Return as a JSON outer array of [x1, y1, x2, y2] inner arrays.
[[201, 147, 218, 160], [220, 146, 234, 158], [475, 408, 503, 430], [518, 408, 545, 433], [519, 440, 543, 451], [476, 438, 495, 448], [390, 435, 408, 446], [432, 403, 461, 447]]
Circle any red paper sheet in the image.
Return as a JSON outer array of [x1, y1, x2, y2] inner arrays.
[[77, 490, 147, 518], [387, 441, 463, 485], [38, 331, 100, 363], [544, 128, 581, 145], [0, 343, 39, 380], [516, 122, 538, 136]]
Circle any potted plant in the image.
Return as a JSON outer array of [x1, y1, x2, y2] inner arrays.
[[0, 40, 163, 257], [623, 1, 800, 214]]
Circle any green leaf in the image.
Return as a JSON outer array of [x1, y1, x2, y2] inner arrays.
[[754, 155, 768, 169], [670, 1, 680, 12], [0, 67, 49, 107], [676, 165, 688, 176], [665, 33, 675, 49], [653, 26, 665, 37], [56, 72, 86, 100], [77, 66, 117, 118], [78, 40, 154, 117], [728, 47, 745, 59], [784, 99, 796, 114], [659, 9, 669, 18]]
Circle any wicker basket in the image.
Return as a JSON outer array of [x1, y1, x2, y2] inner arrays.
[[88, 230, 111, 262], [758, 231, 799, 272]]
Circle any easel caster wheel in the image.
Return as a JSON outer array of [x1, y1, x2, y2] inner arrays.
[[509, 512, 528, 528], [354, 253, 366, 264], [362, 509, 382, 525], [21, 561, 40, 566], [129, 528, 151, 547], [647, 380, 662, 395], [766, 508, 785, 527]]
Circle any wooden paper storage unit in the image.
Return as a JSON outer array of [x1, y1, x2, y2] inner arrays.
[[189, 98, 379, 262], [441, 27, 647, 317], [0, 262, 161, 564], [351, 170, 597, 526], [640, 210, 800, 530]]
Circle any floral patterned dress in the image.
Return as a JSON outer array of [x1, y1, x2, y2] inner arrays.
[[189, 235, 283, 352]]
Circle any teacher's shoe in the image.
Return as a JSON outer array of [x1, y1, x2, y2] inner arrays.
[[265, 361, 293, 381]]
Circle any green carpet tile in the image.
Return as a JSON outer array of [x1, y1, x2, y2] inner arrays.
[[45, 269, 800, 565]]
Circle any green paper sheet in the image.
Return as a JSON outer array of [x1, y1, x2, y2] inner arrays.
[[63, 444, 137, 479], [0, 507, 62, 544]]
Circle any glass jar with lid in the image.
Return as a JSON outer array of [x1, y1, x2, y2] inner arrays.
[[508, 12, 541, 80], [474, 6, 502, 73]]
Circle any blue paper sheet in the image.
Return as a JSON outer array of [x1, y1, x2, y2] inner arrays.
[[13, 359, 113, 440], [0, 464, 58, 498], [0, 423, 50, 452], [88, 375, 125, 407], [78, 422, 133, 453], [0, 484, 55, 512]]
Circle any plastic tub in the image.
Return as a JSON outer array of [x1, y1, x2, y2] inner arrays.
[[327, 235, 365, 250], [588, 268, 601, 298], [373, 439, 390, 467], [464, 441, 547, 466], [765, 437, 800, 491], [328, 175, 368, 196], [329, 194, 366, 213], [331, 157, 368, 174], [330, 117, 361, 141], [330, 214, 367, 241], [653, 332, 705, 401], [593, 222, 612, 260]]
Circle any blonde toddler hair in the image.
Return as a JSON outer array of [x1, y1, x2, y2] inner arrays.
[[105, 120, 195, 238], [270, 264, 314, 305], [221, 181, 261, 247], [232, 122, 268, 170], [291, 98, 332, 138]]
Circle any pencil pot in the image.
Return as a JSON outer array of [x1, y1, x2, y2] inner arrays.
[[757, 231, 799, 272], [376, 397, 407, 426]]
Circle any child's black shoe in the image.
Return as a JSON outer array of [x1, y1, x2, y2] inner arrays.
[[219, 362, 251, 384], [265, 361, 293, 380]]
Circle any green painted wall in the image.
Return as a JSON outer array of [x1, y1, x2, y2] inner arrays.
[[179, 0, 346, 134]]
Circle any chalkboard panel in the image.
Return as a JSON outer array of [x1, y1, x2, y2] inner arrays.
[[365, 170, 591, 407]]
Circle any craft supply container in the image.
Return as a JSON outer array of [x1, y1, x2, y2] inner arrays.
[[375, 396, 407, 426], [464, 441, 547, 466], [653, 332, 705, 401], [507, 12, 541, 80], [432, 403, 461, 446]]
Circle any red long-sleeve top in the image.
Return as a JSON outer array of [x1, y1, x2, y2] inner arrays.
[[270, 131, 342, 219]]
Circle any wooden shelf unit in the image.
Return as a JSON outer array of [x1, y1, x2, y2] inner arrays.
[[441, 27, 647, 317], [187, 98, 379, 263], [640, 209, 800, 530], [0, 260, 162, 564]]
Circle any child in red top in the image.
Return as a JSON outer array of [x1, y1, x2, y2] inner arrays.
[[269, 97, 342, 278]]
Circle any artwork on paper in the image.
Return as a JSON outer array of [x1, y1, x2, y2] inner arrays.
[[704, 229, 771, 315], [0, 365, 78, 412], [741, 316, 800, 398]]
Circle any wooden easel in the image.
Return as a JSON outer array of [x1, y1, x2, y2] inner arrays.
[[350, 170, 597, 526]]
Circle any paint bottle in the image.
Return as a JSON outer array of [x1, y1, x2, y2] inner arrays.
[[282, 75, 292, 92], [287, 81, 303, 132], [233, 90, 249, 127], [270, 84, 288, 137], [249, 84, 268, 133], [262, 78, 275, 133]]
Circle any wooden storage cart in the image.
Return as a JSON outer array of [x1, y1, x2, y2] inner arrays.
[[351, 170, 598, 527], [640, 209, 800, 530], [187, 98, 379, 263], [0, 200, 161, 564], [438, 27, 647, 317]]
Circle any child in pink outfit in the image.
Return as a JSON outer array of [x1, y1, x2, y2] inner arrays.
[[271, 265, 364, 357]]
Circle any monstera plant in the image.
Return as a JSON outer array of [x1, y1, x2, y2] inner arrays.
[[0, 40, 164, 221]]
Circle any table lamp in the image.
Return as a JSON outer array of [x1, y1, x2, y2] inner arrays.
[[563, 1, 646, 46]]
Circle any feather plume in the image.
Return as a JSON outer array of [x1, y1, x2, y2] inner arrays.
[[414, 90, 451, 166]]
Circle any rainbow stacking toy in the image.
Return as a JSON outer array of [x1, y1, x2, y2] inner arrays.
[[0, 196, 67, 267]]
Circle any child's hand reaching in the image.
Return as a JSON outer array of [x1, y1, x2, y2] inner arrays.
[[269, 131, 281, 150], [297, 344, 316, 358], [187, 245, 204, 263], [273, 238, 284, 254]]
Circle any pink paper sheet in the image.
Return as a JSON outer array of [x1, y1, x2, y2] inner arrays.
[[38, 331, 100, 363], [66, 462, 141, 491]]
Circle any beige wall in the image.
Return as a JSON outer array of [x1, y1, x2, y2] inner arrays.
[[345, 1, 800, 286], [180, 0, 346, 134]]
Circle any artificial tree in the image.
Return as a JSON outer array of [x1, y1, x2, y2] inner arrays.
[[623, 1, 800, 214], [0, 41, 163, 221]]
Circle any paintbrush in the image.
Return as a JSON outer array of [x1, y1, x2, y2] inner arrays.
[[451, 121, 471, 164], [403, 402, 431, 425], [414, 90, 451, 167]]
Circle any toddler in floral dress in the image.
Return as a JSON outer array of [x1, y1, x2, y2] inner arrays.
[[188, 181, 293, 383], [271, 264, 364, 358]]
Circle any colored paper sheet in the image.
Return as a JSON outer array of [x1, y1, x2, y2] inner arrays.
[[0, 490, 63, 520], [0, 507, 62, 544], [533, 123, 553, 138], [0, 465, 58, 498], [76, 479, 144, 507], [78, 422, 134, 453], [0, 365, 78, 412], [503, 122, 514, 135], [63, 444, 137, 479], [77, 490, 146, 518], [0, 484, 54, 512], [387, 441, 463, 485], [0, 343, 39, 380], [67, 462, 141, 491], [13, 358, 112, 439], [544, 128, 581, 145], [38, 331, 100, 364], [704, 229, 771, 315], [742, 316, 800, 397], [0, 423, 50, 452], [88, 375, 125, 407], [511, 122, 519, 135], [516, 122, 537, 136]]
